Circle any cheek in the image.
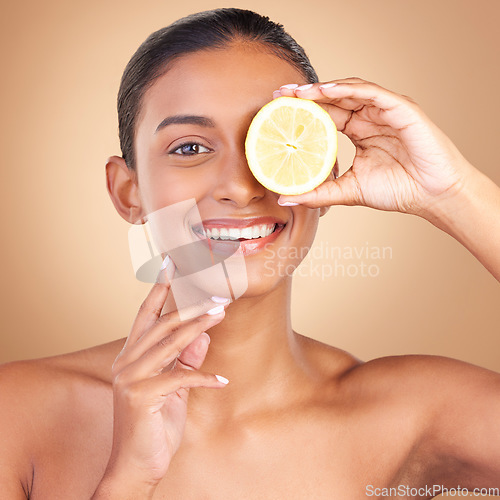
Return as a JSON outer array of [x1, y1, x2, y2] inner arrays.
[[266, 209, 320, 269], [291, 208, 320, 248], [242, 211, 320, 296], [139, 167, 211, 213]]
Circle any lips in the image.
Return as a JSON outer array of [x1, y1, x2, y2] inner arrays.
[[191, 216, 286, 256]]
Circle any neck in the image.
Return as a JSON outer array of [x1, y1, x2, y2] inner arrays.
[[187, 277, 308, 423]]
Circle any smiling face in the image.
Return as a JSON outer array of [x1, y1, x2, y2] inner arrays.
[[128, 42, 323, 296]]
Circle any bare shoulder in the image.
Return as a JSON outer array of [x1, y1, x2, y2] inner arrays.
[[0, 340, 123, 497], [0, 339, 123, 433], [0, 338, 124, 393], [339, 354, 500, 484], [341, 353, 500, 405], [294, 332, 362, 378]]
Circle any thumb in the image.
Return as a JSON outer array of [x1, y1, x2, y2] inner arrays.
[[278, 168, 365, 208], [176, 332, 210, 370]]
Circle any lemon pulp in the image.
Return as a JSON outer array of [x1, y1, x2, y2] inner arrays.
[[245, 96, 337, 195]]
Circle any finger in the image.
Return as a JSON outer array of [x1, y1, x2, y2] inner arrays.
[[123, 255, 176, 349], [120, 367, 228, 409], [177, 332, 210, 370], [296, 81, 420, 131], [118, 308, 226, 380], [274, 83, 359, 136], [275, 83, 300, 97], [121, 297, 229, 368], [278, 167, 365, 208], [155, 254, 176, 285]]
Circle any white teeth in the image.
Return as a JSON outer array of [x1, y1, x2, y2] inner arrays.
[[202, 224, 277, 240], [240, 227, 253, 239]]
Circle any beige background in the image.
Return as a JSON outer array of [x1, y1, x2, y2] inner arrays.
[[0, 1, 499, 495], [2, 0, 498, 365]]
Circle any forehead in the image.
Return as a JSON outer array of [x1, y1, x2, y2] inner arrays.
[[136, 43, 308, 135]]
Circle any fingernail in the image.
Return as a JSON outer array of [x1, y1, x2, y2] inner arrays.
[[280, 83, 299, 89], [296, 84, 313, 91], [278, 200, 300, 206], [201, 332, 211, 344], [159, 255, 171, 271], [319, 83, 337, 89], [156, 255, 175, 283], [272, 90, 282, 99], [215, 375, 229, 384], [206, 305, 225, 315], [211, 296, 230, 304]]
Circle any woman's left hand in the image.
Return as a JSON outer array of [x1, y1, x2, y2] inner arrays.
[[276, 78, 500, 281], [275, 78, 475, 219]]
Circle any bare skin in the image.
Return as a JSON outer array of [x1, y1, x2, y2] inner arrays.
[[1, 43, 500, 500]]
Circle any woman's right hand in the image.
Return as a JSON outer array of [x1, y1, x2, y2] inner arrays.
[[92, 257, 229, 499]]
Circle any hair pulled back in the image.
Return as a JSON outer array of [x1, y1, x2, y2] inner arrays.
[[118, 8, 318, 170]]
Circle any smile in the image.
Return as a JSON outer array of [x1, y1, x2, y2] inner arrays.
[[202, 223, 277, 241], [191, 217, 286, 256]]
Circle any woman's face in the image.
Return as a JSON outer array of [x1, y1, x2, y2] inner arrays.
[[133, 43, 324, 296]]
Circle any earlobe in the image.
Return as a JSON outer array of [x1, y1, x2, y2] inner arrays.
[[105, 155, 145, 224]]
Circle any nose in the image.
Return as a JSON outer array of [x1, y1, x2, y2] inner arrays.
[[211, 148, 267, 208]]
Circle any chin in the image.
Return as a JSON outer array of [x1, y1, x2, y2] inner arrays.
[[237, 258, 297, 299]]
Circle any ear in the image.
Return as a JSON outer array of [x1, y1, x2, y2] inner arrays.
[[105, 155, 146, 225], [319, 159, 340, 217]]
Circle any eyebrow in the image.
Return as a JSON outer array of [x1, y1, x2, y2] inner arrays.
[[154, 114, 216, 134]]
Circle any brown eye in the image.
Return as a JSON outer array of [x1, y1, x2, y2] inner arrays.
[[171, 143, 211, 155]]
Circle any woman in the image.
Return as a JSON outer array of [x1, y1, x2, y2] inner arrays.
[[1, 8, 499, 499]]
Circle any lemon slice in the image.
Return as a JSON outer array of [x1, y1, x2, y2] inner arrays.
[[245, 96, 337, 195]]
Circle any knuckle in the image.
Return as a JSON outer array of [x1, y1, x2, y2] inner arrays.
[[170, 367, 187, 384], [156, 310, 176, 324], [138, 298, 162, 317], [168, 323, 181, 337], [195, 313, 210, 324], [157, 333, 183, 359], [170, 367, 216, 389], [158, 335, 174, 350]]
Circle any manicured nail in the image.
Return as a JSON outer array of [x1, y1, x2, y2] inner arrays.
[[215, 375, 229, 384], [280, 83, 299, 89], [206, 305, 225, 315], [278, 200, 300, 206], [156, 254, 175, 283], [211, 296, 230, 303], [272, 90, 282, 99], [296, 84, 313, 91], [319, 83, 337, 89], [156, 255, 170, 282], [159, 255, 171, 271]]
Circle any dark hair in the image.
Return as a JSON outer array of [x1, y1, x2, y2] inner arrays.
[[117, 8, 319, 170]]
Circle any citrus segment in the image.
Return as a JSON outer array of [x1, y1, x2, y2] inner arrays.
[[245, 96, 337, 195]]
